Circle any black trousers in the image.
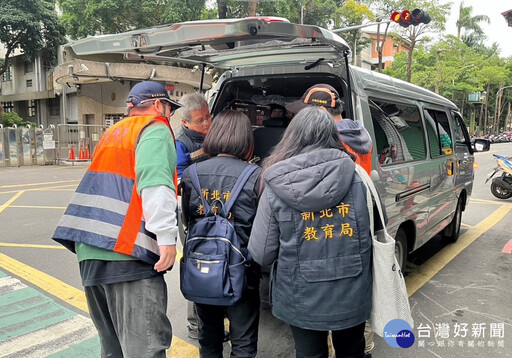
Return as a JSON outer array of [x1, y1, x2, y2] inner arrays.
[[290, 322, 366, 358], [195, 288, 260, 358]]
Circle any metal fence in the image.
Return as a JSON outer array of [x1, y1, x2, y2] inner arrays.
[[56, 124, 109, 165], [0, 124, 46, 167], [0, 123, 110, 167]]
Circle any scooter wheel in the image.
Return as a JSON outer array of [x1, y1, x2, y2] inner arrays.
[[490, 183, 512, 199]]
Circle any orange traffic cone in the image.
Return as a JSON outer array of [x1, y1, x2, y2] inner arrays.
[[79, 145, 85, 160], [68, 145, 75, 160], [85, 145, 91, 160]]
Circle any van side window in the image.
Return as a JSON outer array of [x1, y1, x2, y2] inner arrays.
[[451, 113, 468, 145], [369, 98, 426, 165], [424, 109, 453, 157]]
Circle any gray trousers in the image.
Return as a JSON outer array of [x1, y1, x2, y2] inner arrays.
[[85, 276, 172, 358]]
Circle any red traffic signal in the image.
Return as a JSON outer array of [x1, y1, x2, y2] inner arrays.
[[391, 9, 430, 27], [391, 10, 412, 27]]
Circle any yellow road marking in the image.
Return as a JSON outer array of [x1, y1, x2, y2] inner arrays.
[[406, 205, 510, 296], [0, 252, 89, 312], [9, 205, 67, 209], [0, 191, 24, 214], [0, 184, 79, 195], [0, 243, 66, 249], [0, 180, 79, 189], [469, 197, 512, 207], [0, 251, 197, 357]]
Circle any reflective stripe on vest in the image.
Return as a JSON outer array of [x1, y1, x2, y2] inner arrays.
[[53, 116, 177, 265]]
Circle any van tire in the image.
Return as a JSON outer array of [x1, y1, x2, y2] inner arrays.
[[394, 228, 408, 270], [442, 197, 462, 243]]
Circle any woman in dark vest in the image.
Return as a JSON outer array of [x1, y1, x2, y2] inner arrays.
[[180, 110, 261, 358], [249, 106, 373, 358]]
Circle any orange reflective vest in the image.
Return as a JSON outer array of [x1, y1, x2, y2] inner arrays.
[[53, 116, 178, 265], [344, 144, 373, 176]]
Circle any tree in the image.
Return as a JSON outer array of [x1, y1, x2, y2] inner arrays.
[[57, 0, 207, 39], [0, 0, 65, 78], [334, 0, 375, 65], [456, 2, 489, 41], [390, 0, 450, 82]]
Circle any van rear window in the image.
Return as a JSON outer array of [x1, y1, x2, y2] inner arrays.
[[369, 98, 426, 165]]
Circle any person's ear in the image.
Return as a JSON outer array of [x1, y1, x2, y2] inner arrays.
[[181, 118, 190, 128]]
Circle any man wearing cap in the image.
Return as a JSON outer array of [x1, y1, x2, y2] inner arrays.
[[286, 84, 373, 175], [286, 84, 375, 358], [53, 81, 180, 357]]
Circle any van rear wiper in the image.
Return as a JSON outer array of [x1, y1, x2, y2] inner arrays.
[[304, 58, 325, 70]]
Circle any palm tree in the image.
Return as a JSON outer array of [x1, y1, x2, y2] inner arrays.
[[456, 1, 490, 40]]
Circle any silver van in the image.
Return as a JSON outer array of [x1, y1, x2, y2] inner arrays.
[[58, 17, 490, 268]]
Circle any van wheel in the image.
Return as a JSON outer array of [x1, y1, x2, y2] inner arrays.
[[394, 228, 408, 270], [442, 197, 462, 243]]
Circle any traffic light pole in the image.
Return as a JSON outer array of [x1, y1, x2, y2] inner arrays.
[[332, 20, 392, 33]]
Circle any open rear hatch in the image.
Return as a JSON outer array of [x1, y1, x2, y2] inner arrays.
[[60, 18, 350, 76]]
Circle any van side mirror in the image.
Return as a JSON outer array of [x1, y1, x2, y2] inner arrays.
[[472, 138, 490, 152]]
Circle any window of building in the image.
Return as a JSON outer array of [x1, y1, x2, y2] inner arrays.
[[49, 97, 60, 116], [369, 98, 426, 165], [24, 61, 34, 74], [28, 100, 36, 117], [104, 114, 124, 127], [2, 66, 12, 82], [2, 101, 14, 113], [26, 79, 33, 88]]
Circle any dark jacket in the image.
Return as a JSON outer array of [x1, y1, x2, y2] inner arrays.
[[181, 156, 261, 257], [248, 148, 372, 331], [176, 125, 206, 178]]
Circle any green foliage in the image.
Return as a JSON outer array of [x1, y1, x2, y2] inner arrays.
[[57, 0, 207, 39], [0, 0, 65, 76], [456, 2, 489, 40], [334, 0, 374, 63], [256, 0, 339, 28], [0, 112, 36, 128]]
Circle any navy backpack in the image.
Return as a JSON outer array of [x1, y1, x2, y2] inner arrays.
[[180, 163, 258, 306]]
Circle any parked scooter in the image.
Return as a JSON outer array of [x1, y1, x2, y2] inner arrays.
[[485, 154, 512, 199]]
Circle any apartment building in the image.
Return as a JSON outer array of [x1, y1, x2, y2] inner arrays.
[[0, 50, 59, 128], [359, 30, 411, 71]]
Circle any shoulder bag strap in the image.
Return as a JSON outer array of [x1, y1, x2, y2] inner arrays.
[[222, 164, 258, 216], [354, 164, 387, 237], [188, 163, 211, 214]]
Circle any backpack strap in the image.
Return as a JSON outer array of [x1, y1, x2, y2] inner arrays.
[[222, 164, 258, 216], [188, 163, 211, 214]]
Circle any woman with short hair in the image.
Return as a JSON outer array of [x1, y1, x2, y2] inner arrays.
[[249, 106, 373, 358], [180, 109, 261, 358]]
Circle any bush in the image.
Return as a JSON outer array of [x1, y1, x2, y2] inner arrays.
[[0, 112, 36, 127]]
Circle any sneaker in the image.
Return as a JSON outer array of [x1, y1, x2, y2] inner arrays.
[[364, 354, 372, 358]]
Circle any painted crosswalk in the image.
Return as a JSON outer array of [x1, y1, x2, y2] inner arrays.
[[0, 273, 100, 357]]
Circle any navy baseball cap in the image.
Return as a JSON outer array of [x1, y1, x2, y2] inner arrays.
[[286, 84, 341, 113], [126, 81, 181, 109]]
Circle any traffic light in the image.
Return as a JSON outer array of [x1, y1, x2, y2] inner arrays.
[[391, 9, 431, 27], [410, 9, 431, 25]]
